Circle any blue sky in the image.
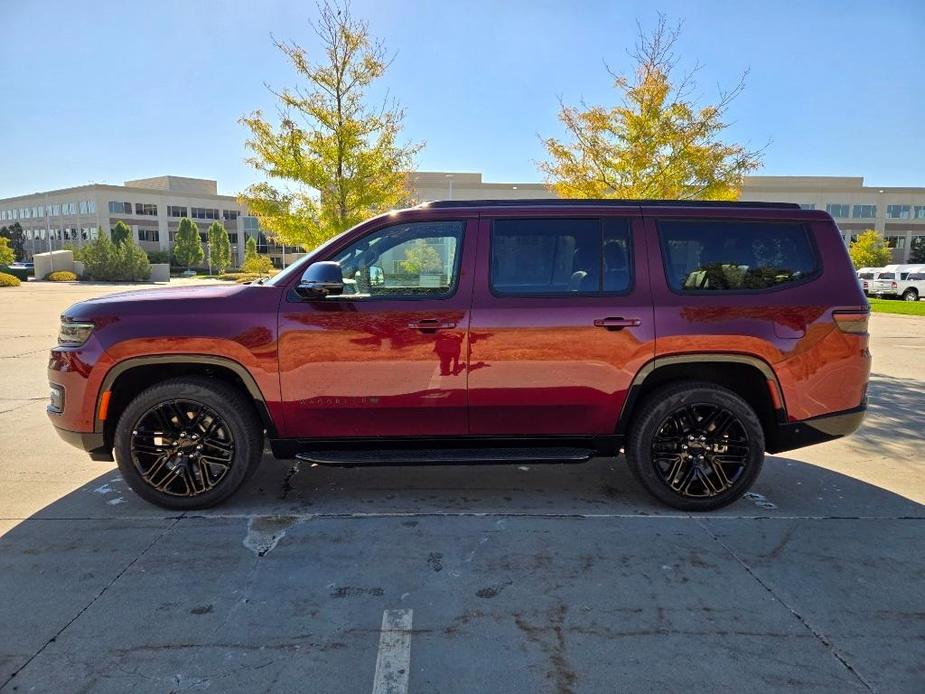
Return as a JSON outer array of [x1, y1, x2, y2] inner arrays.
[[0, 0, 922, 198]]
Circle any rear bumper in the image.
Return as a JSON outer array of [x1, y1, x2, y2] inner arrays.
[[50, 420, 113, 461], [767, 402, 867, 454]]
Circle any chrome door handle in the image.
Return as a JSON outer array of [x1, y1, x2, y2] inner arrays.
[[594, 317, 641, 330], [409, 319, 457, 332]]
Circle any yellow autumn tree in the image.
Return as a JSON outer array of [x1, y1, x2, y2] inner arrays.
[[239, 1, 421, 250], [848, 229, 892, 269], [539, 15, 763, 200]]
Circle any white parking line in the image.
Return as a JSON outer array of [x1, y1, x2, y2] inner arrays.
[[372, 609, 413, 694]]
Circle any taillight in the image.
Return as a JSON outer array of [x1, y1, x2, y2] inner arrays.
[[892, 282, 898, 290], [833, 310, 869, 334]]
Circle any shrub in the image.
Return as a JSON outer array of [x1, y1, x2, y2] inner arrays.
[[81, 235, 151, 281], [0, 238, 13, 266], [242, 236, 274, 274], [147, 250, 170, 264], [120, 239, 152, 281], [0, 271, 21, 287], [45, 271, 78, 282], [111, 221, 132, 246]]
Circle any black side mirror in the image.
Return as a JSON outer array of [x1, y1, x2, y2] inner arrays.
[[295, 261, 344, 298]]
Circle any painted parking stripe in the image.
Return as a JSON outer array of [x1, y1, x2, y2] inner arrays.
[[372, 609, 413, 694]]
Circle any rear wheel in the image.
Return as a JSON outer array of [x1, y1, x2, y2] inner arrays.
[[902, 288, 919, 302], [626, 382, 765, 511], [114, 377, 263, 509]]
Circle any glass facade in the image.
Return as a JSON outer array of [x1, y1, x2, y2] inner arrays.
[[826, 203, 850, 218], [887, 204, 912, 219], [852, 204, 876, 218]]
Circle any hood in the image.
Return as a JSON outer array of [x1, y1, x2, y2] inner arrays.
[[63, 283, 269, 320]]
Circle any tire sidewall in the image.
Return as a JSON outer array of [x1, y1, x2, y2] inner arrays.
[[114, 378, 261, 510], [627, 383, 765, 512]]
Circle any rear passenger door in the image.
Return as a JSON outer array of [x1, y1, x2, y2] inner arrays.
[[468, 213, 655, 435]]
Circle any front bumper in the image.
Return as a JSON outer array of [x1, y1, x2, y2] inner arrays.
[[49, 421, 113, 461], [767, 402, 867, 454]]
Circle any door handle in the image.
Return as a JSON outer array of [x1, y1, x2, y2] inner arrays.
[[408, 318, 457, 332], [593, 317, 641, 330]]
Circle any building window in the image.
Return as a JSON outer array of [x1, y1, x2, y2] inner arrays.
[[798, 203, 815, 210], [852, 204, 876, 218], [135, 203, 158, 216], [191, 207, 219, 220], [227, 233, 238, 243], [826, 203, 850, 218], [913, 206, 925, 220], [887, 204, 911, 219], [138, 229, 159, 242], [242, 216, 260, 233], [167, 205, 187, 218], [62, 202, 78, 215], [108, 201, 132, 214], [885, 236, 907, 249], [223, 210, 239, 221]]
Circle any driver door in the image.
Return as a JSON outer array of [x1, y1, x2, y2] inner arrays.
[[277, 218, 476, 438]]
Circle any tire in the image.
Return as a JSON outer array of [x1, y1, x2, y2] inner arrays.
[[902, 288, 919, 302], [114, 376, 263, 510], [625, 381, 765, 511]]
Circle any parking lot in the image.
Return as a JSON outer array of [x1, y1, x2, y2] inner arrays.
[[1, 281, 923, 693]]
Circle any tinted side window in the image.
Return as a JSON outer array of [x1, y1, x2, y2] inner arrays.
[[491, 218, 631, 295], [330, 221, 464, 299], [658, 220, 818, 292]]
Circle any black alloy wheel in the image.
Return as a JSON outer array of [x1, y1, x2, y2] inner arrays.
[[129, 399, 235, 497], [114, 377, 263, 509], [626, 381, 765, 511]]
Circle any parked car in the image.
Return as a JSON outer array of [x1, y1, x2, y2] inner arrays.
[[48, 199, 870, 511], [898, 271, 925, 301], [868, 264, 925, 298], [856, 267, 881, 295]]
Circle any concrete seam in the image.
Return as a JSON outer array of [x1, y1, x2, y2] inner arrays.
[[0, 514, 184, 691], [695, 518, 875, 693]]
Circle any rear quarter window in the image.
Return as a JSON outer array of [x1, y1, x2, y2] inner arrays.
[[658, 220, 819, 292]]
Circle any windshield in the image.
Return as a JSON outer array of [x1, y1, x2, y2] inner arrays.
[[858, 273, 874, 279], [878, 273, 895, 279]]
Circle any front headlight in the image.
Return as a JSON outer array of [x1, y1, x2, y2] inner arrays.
[[58, 320, 95, 346]]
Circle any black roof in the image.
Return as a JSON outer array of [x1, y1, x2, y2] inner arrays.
[[418, 198, 801, 210]]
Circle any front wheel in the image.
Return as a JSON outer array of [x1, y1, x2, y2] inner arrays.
[[902, 288, 919, 302], [114, 377, 263, 509], [625, 382, 765, 511]]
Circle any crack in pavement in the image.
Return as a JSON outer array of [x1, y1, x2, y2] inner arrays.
[[0, 515, 184, 692], [695, 518, 875, 693]]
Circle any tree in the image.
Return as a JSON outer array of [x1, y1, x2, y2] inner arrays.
[[82, 234, 120, 281], [539, 15, 762, 200], [0, 237, 14, 266], [848, 229, 892, 269], [399, 240, 442, 274], [173, 218, 204, 270], [0, 222, 25, 260], [243, 236, 274, 274], [909, 237, 925, 264], [119, 237, 151, 281], [110, 220, 132, 246], [239, 0, 421, 251], [207, 222, 232, 274]]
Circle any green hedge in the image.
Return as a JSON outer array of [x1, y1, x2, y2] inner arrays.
[[0, 265, 32, 280]]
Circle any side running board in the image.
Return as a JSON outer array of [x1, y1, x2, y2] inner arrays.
[[295, 447, 595, 466]]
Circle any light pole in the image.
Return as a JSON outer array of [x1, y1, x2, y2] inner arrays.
[[445, 174, 454, 200]]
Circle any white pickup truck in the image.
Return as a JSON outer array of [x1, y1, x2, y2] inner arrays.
[[869, 264, 925, 300]]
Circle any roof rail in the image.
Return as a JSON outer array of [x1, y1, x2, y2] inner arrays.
[[416, 198, 802, 210]]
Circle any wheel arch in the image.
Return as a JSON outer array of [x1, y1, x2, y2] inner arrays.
[[617, 354, 787, 449], [96, 355, 276, 451]]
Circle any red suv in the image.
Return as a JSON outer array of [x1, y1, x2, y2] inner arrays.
[[48, 200, 870, 511]]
